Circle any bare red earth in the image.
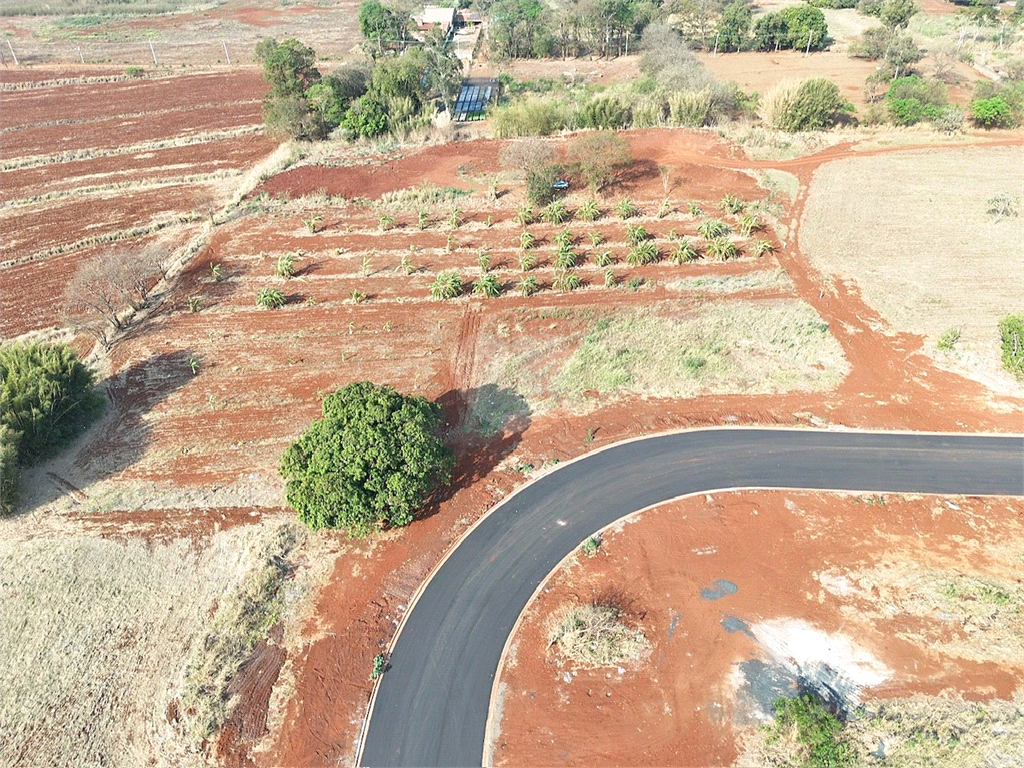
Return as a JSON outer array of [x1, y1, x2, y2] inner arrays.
[[493, 491, 1023, 767]]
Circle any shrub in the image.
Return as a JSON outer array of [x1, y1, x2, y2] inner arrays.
[[378, 214, 395, 231], [578, 96, 631, 129], [885, 75, 946, 125], [564, 131, 633, 192], [256, 287, 286, 309], [604, 269, 616, 288], [768, 694, 856, 767], [0, 343, 103, 476], [751, 239, 776, 256], [477, 252, 491, 272], [541, 200, 570, 224], [1000, 314, 1024, 378], [0, 424, 19, 516], [492, 96, 572, 137], [547, 603, 650, 667], [430, 270, 463, 300], [527, 165, 561, 207], [627, 276, 645, 291], [472, 274, 502, 297], [936, 327, 961, 352], [594, 250, 614, 267], [303, 214, 323, 233], [698, 219, 730, 239], [761, 78, 852, 132], [971, 96, 1014, 128], [519, 230, 536, 250], [588, 231, 604, 246], [519, 276, 540, 296], [668, 88, 715, 127], [578, 198, 601, 221], [279, 382, 454, 534], [614, 198, 638, 219], [930, 105, 963, 134], [626, 241, 659, 266], [276, 252, 296, 278]]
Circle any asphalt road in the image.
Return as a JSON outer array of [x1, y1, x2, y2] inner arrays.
[[359, 429, 1024, 767]]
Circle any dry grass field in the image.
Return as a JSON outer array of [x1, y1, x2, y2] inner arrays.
[[799, 145, 1024, 396], [0, 515, 334, 767]]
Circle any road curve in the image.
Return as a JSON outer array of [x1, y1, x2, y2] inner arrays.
[[359, 428, 1024, 768]]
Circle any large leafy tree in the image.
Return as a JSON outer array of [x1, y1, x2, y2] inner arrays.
[[254, 37, 321, 98], [716, 0, 752, 52], [280, 382, 455, 535]]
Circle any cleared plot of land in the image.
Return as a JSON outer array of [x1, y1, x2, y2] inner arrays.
[[799, 145, 1024, 395], [0, 516, 314, 768], [493, 491, 1023, 767]]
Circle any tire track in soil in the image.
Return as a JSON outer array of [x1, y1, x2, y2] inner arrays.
[[441, 305, 482, 433]]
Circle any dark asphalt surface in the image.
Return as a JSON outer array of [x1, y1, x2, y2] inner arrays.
[[359, 429, 1024, 767]]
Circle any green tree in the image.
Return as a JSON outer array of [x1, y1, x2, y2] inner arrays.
[[780, 4, 830, 50], [279, 382, 454, 534], [752, 11, 791, 51], [490, 0, 551, 59], [878, 0, 919, 31], [255, 38, 321, 98], [358, 0, 409, 58], [971, 96, 1014, 127], [305, 69, 368, 130], [717, 0, 752, 52], [343, 93, 389, 137], [1, 343, 104, 469]]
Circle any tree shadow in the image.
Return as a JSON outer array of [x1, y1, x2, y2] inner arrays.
[[608, 159, 660, 193], [416, 384, 532, 521], [15, 350, 201, 516]]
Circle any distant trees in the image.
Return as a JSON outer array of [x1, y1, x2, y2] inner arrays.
[[1, 342, 104, 515], [848, 0, 922, 78], [489, 0, 657, 60], [753, 5, 830, 52], [256, 37, 368, 140], [358, 0, 410, 58], [279, 382, 454, 534]]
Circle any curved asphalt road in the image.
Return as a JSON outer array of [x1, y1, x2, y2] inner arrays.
[[359, 429, 1024, 767]]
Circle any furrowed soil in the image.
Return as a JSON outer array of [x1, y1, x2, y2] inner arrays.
[[0, 66, 277, 339], [1, 49, 1022, 768], [489, 491, 1023, 767]]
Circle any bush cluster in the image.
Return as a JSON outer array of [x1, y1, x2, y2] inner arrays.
[[1, 343, 104, 515]]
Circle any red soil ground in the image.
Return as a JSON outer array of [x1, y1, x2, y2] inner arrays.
[[492, 491, 1022, 767], [0, 67, 277, 339]]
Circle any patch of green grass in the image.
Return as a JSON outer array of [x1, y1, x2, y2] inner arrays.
[[768, 693, 856, 767], [553, 301, 847, 403]]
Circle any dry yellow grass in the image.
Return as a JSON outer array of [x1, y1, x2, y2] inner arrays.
[[799, 145, 1024, 395], [0, 516, 312, 767]]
